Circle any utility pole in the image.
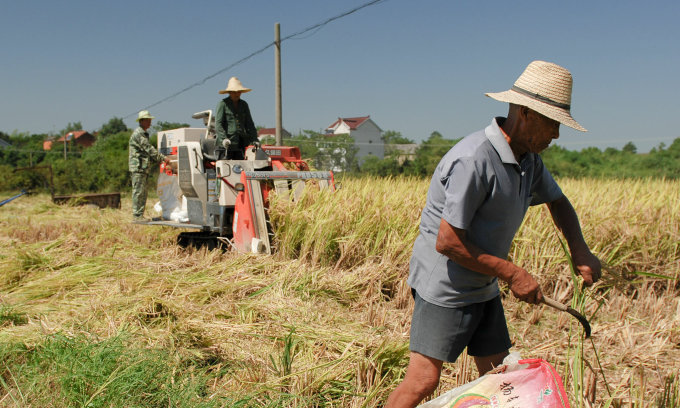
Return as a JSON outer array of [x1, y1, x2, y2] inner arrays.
[[275, 23, 283, 146]]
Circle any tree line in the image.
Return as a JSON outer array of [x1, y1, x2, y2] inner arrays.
[[360, 131, 680, 179], [0, 117, 187, 195], [1, 119, 679, 195]]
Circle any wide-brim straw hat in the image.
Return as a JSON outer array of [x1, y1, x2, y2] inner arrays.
[[485, 60, 586, 132], [219, 77, 252, 94], [136, 110, 155, 122]]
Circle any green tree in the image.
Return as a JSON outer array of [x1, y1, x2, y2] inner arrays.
[[99, 117, 128, 137], [288, 131, 317, 159], [622, 142, 637, 154], [260, 136, 276, 145], [604, 147, 620, 156], [0, 132, 47, 169], [542, 145, 583, 177], [359, 155, 413, 176], [79, 130, 132, 192], [60, 122, 83, 135], [411, 131, 459, 176], [287, 130, 359, 172], [640, 138, 680, 178], [381, 130, 414, 145], [382, 130, 415, 159]]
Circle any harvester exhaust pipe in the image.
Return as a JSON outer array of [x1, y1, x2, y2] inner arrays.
[[542, 296, 592, 338]]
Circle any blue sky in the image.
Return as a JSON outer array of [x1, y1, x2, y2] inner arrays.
[[1, 0, 678, 152]]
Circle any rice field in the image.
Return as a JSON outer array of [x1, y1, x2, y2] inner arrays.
[[0, 177, 678, 407]]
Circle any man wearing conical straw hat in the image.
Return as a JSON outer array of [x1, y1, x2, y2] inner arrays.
[[129, 110, 170, 222], [215, 76, 258, 160], [386, 61, 602, 408]]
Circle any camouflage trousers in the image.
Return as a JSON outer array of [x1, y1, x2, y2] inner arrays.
[[131, 172, 149, 218]]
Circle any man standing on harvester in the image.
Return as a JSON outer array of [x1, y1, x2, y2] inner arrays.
[[129, 110, 170, 223], [215, 76, 258, 160], [385, 61, 602, 408]]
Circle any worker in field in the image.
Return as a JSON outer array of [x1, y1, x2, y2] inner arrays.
[[385, 61, 602, 408], [215, 76, 258, 160], [128, 110, 170, 223]]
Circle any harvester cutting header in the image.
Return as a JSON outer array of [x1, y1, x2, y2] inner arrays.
[[148, 109, 335, 254]]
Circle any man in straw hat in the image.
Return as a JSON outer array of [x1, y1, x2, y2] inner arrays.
[[215, 76, 258, 160], [385, 61, 601, 408], [128, 110, 170, 222]]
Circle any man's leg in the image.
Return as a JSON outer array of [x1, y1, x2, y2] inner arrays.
[[131, 172, 148, 219], [468, 296, 512, 376], [473, 350, 509, 376], [385, 351, 443, 408], [386, 290, 473, 408]]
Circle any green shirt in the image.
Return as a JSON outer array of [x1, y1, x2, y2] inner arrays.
[[128, 127, 164, 173], [215, 97, 257, 151]]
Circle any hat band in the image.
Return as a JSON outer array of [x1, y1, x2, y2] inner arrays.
[[511, 85, 571, 110]]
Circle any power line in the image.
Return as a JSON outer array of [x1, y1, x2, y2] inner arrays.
[[125, 0, 388, 119], [283, 0, 386, 42], [124, 45, 272, 119]]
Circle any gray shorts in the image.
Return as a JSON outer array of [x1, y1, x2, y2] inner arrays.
[[409, 290, 512, 362]]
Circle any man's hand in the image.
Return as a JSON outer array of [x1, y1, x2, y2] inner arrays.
[[572, 249, 601, 286], [163, 156, 171, 164], [506, 267, 543, 304], [436, 220, 544, 305], [546, 196, 602, 286]]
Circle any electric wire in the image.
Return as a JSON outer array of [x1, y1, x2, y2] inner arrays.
[[124, 0, 388, 119]]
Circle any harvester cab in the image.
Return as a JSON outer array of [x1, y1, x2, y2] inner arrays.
[[149, 110, 335, 253]]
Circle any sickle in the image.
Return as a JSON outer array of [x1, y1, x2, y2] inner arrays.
[[542, 296, 591, 338]]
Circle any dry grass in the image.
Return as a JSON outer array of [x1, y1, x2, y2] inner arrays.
[[0, 177, 678, 407]]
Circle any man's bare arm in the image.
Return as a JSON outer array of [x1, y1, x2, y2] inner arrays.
[[435, 219, 543, 304], [546, 195, 601, 285]]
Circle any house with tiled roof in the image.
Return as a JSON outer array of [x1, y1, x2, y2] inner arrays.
[[324, 116, 383, 162], [43, 131, 95, 150], [257, 127, 291, 142]]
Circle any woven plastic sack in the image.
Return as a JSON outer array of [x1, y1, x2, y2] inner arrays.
[[418, 358, 569, 408], [155, 173, 188, 222]]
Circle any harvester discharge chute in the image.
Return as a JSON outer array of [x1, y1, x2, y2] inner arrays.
[[147, 110, 335, 253]]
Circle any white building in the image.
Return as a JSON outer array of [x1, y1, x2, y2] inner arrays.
[[257, 127, 291, 143], [324, 116, 384, 162]]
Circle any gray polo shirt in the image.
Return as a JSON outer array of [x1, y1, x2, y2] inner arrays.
[[407, 117, 563, 307]]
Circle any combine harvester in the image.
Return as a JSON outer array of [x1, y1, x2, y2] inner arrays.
[[147, 110, 335, 254]]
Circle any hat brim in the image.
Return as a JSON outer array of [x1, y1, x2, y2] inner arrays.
[[486, 90, 586, 132], [136, 116, 155, 122], [218, 88, 252, 94]]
